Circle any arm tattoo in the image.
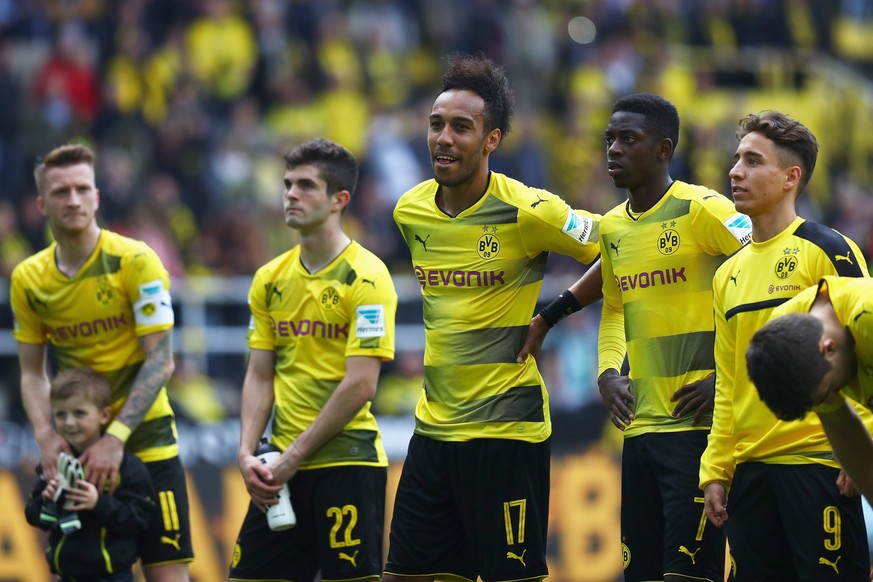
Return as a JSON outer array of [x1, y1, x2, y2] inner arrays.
[[118, 333, 173, 430]]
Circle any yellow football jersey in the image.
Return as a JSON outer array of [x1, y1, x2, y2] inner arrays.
[[598, 181, 751, 437], [11, 230, 177, 462], [700, 218, 869, 489], [248, 241, 396, 469], [394, 171, 601, 443], [772, 276, 873, 411]]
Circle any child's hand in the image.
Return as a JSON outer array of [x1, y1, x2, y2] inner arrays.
[[42, 477, 60, 501], [64, 479, 99, 511]]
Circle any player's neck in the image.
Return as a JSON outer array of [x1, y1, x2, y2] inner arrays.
[[298, 227, 351, 274], [54, 225, 101, 278], [435, 171, 491, 217], [627, 177, 673, 214], [750, 203, 797, 243]]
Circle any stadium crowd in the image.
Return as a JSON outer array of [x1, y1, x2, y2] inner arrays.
[[2, 0, 873, 422]]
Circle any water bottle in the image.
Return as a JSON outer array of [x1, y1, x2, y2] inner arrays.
[[255, 438, 296, 531]]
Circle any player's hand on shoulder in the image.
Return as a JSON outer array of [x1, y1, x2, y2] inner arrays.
[[703, 482, 729, 527], [670, 373, 715, 425], [80, 433, 124, 494], [39, 433, 72, 481], [516, 315, 549, 364], [598, 369, 634, 430]]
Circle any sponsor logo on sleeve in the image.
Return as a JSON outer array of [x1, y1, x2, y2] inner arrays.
[[562, 210, 593, 245], [139, 279, 165, 298], [356, 304, 386, 338], [723, 213, 752, 244]]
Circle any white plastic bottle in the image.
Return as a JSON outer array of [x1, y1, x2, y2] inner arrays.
[[255, 438, 296, 531]]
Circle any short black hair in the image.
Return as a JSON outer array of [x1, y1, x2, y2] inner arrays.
[[441, 54, 515, 141], [612, 93, 680, 157], [284, 138, 358, 198], [746, 313, 830, 421], [736, 111, 819, 194]]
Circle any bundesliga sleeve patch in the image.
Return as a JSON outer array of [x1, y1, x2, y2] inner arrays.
[[134, 279, 174, 326], [355, 304, 386, 338], [723, 213, 752, 245], [562, 210, 594, 245]]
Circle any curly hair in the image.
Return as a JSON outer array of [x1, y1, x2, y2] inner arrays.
[[284, 137, 358, 198], [737, 111, 819, 194], [440, 54, 515, 140], [746, 313, 830, 421]]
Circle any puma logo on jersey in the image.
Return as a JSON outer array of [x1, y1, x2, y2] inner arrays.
[[819, 555, 841, 573], [32, 297, 49, 310], [530, 196, 548, 209], [338, 550, 358, 567], [361, 278, 376, 288], [679, 545, 700, 564], [609, 240, 621, 256], [414, 234, 430, 252], [730, 271, 740, 286], [835, 252, 854, 264], [506, 549, 526, 567], [855, 310, 872, 322], [270, 286, 284, 301], [160, 533, 181, 551], [703, 194, 718, 200]]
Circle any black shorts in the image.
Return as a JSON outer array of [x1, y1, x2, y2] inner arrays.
[[726, 462, 869, 581], [229, 464, 387, 581], [384, 434, 550, 582], [621, 431, 726, 582], [139, 456, 194, 566]]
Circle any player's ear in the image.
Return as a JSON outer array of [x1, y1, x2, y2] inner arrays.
[[99, 406, 112, 426], [36, 195, 46, 216], [484, 128, 502, 155], [783, 166, 801, 192], [332, 190, 351, 212]]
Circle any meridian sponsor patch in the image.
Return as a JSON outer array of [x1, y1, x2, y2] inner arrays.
[[356, 304, 386, 338]]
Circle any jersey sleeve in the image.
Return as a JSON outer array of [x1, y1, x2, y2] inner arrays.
[[121, 243, 174, 336], [345, 262, 397, 361], [692, 195, 751, 256], [247, 267, 276, 351], [700, 276, 738, 489], [517, 189, 601, 264], [597, 237, 626, 375], [10, 264, 48, 345]]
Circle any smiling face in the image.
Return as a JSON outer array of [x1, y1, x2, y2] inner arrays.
[[603, 110, 667, 192], [729, 131, 798, 218], [36, 163, 100, 239], [52, 393, 111, 452], [427, 89, 499, 189]]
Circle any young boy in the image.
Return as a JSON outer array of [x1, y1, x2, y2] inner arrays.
[[25, 367, 156, 582]]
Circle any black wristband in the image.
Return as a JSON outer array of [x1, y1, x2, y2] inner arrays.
[[538, 290, 582, 328]]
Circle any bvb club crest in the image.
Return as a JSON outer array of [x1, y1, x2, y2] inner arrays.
[[321, 287, 340, 310], [95, 277, 115, 305], [477, 225, 500, 260], [657, 229, 680, 255], [774, 256, 797, 280]]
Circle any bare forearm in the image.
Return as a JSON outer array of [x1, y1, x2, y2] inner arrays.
[[291, 379, 374, 463], [116, 334, 174, 430], [21, 372, 54, 444], [239, 372, 274, 459], [568, 258, 604, 309]]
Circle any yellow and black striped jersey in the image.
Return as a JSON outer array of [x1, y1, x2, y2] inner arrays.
[[700, 218, 869, 489], [248, 240, 396, 469], [394, 171, 601, 443], [772, 276, 873, 412], [11, 230, 177, 462], [598, 181, 751, 437]]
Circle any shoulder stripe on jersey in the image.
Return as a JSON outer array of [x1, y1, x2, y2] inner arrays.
[[636, 196, 691, 225], [456, 194, 518, 225], [80, 250, 122, 279], [419, 379, 545, 423], [793, 221, 864, 277], [726, 298, 789, 321]]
